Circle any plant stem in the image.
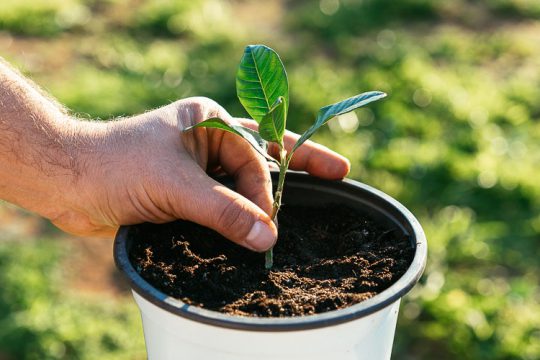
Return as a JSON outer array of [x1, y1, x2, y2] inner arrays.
[[265, 146, 289, 269]]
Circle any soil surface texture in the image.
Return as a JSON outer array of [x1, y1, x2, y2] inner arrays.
[[129, 204, 414, 317]]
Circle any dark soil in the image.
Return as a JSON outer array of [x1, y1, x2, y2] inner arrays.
[[129, 204, 414, 317]]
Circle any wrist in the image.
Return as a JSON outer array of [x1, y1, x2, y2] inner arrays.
[[50, 115, 155, 230], [24, 114, 132, 236], [33, 116, 108, 224]]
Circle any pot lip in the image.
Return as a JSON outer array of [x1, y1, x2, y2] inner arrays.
[[114, 172, 427, 332]]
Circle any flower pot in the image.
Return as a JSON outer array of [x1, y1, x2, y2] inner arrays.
[[114, 171, 427, 360]]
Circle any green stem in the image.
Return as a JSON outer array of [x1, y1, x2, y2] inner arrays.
[[265, 146, 289, 269]]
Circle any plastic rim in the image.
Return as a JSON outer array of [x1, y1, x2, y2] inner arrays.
[[114, 171, 427, 331]]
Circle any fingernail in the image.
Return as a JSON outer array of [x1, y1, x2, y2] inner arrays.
[[342, 157, 351, 177], [245, 220, 276, 251]]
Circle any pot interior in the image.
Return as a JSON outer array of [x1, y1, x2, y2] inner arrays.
[[114, 171, 426, 331]]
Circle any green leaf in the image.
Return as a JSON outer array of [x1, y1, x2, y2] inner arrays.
[[184, 117, 234, 133], [184, 118, 278, 164], [258, 96, 286, 144], [236, 45, 289, 123], [291, 91, 387, 153]]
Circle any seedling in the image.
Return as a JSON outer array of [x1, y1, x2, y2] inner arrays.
[[185, 45, 386, 268]]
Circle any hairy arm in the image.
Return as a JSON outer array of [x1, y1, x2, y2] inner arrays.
[[0, 58, 85, 221], [0, 58, 349, 250]]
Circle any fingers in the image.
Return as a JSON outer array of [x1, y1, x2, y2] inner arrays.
[[192, 104, 274, 217], [176, 99, 276, 251], [237, 118, 351, 180], [281, 131, 350, 179], [174, 166, 277, 252], [218, 131, 274, 217]]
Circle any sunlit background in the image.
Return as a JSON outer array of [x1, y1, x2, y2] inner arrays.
[[1, 0, 539, 359]]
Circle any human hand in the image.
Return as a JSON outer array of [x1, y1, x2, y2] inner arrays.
[[53, 97, 350, 251]]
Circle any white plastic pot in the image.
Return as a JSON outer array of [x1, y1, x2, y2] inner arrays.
[[115, 172, 427, 360]]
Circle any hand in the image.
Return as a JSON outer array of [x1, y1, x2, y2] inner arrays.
[[51, 97, 350, 251]]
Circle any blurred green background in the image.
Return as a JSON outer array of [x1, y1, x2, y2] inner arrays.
[[0, 0, 539, 359]]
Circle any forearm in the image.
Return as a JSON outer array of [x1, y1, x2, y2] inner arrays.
[[0, 59, 86, 220]]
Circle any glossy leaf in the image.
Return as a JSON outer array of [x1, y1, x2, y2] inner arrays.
[[291, 91, 387, 153], [258, 96, 286, 144], [236, 45, 289, 123], [184, 118, 278, 164]]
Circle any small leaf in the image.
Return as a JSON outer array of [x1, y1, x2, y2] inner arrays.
[[184, 118, 237, 135], [184, 118, 278, 164], [291, 91, 387, 153], [236, 45, 289, 123], [231, 125, 270, 159], [258, 96, 286, 144]]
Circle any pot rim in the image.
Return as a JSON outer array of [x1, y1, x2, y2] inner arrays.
[[114, 171, 427, 331]]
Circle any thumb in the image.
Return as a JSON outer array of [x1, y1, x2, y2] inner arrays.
[[176, 168, 277, 252]]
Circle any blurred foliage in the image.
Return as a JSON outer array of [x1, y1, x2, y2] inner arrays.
[[0, 0, 539, 359], [0, 0, 87, 37], [0, 240, 145, 359]]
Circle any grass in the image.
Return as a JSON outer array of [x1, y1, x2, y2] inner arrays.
[[0, 238, 145, 360]]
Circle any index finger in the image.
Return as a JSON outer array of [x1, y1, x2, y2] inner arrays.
[[279, 130, 350, 179], [237, 119, 351, 180]]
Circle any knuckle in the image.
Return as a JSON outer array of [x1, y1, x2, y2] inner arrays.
[[239, 157, 270, 183], [182, 97, 226, 124], [251, 167, 271, 186], [190, 101, 207, 121], [191, 96, 214, 105]]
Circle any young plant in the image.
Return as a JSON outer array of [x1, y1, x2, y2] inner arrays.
[[185, 45, 386, 269]]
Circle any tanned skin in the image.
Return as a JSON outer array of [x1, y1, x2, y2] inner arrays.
[[0, 58, 350, 251]]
